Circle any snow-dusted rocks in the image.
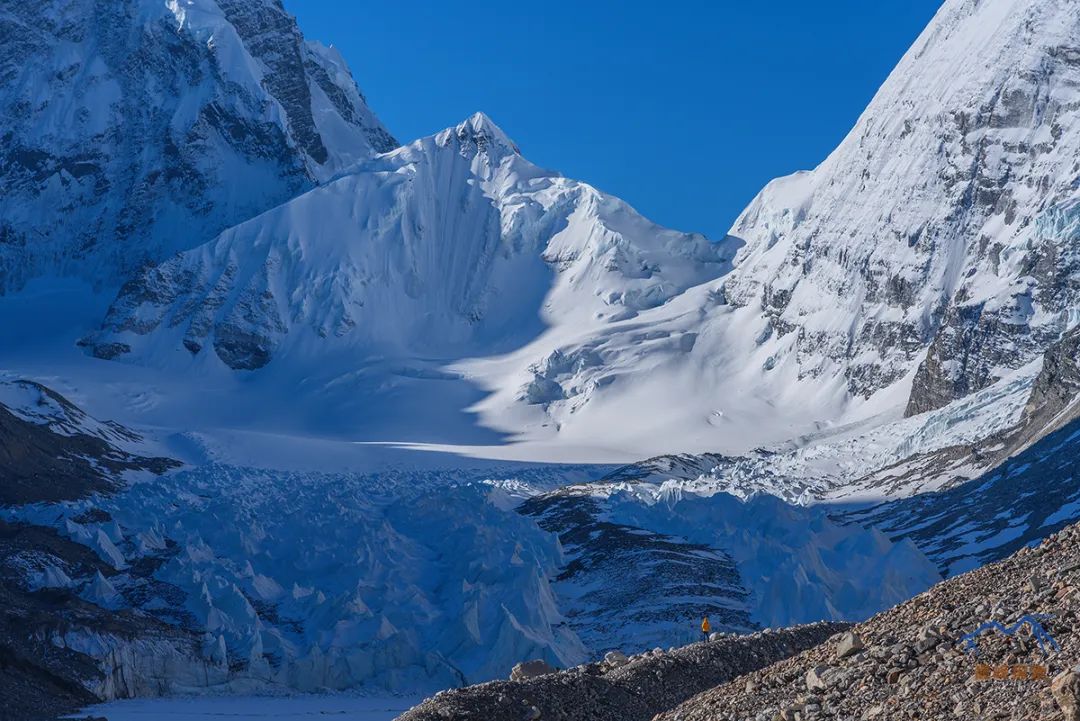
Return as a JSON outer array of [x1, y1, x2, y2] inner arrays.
[[723, 0, 1080, 415], [0, 377, 178, 504], [85, 113, 732, 371], [0, 0, 395, 293], [522, 480, 942, 644]]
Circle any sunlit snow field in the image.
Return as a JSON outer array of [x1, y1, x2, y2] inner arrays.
[[71, 695, 418, 720]]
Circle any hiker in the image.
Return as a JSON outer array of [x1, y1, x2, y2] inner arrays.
[[701, 616, 711, 642]]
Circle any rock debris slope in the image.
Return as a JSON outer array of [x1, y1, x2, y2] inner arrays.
[[657, 521, 1080, 721], [396, 622, 847, 721], [0, 0, 395, 293]]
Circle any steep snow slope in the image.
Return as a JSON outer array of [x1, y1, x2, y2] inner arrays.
[[0, 0, 395, 293], [723, 0, 1080, 416], [86, 113, 731, 371]]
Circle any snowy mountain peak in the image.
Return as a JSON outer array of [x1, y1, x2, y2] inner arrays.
[[441, 112, 522, 158], [0, 0, 395, 293], [85, 112, 731, 378], [720, 0, 1080, 418]]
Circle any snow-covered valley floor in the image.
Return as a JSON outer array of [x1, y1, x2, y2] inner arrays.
[[70, 695, 418, 720]]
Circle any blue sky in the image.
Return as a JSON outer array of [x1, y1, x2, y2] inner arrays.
[[286, 1, 943, 240]]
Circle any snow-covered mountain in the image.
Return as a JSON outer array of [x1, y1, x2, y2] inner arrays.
[[0, 0, 395, 293], [84, 112, 731, 371], [723, 0, 1080, 417], [78, 0, 1080, 459], [7, 0, 1080, 713]]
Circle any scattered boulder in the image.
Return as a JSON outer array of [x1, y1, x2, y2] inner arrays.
[[1053, 669, 1080, 721], [805, 665, 831, 692], [510, 660, 556, 681], [603, 650, 628, 669], [835, 631, 864, 660]]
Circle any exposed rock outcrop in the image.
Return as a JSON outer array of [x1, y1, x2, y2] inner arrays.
[[0, 380, 178, 505]]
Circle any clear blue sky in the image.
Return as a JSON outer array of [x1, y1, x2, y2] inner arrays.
[[286, 1, 944, 240]]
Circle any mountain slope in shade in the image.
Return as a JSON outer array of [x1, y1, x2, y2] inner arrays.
[[0, 0, 395, 293], [722, 0, 1080, 417]]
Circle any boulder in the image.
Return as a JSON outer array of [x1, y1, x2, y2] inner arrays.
[[835, 631, 865, 660], [510, 660, 557, 681], [1052, 670, 1080, 721], [805, 665, 831, 692], [604, 650, 629, 668]]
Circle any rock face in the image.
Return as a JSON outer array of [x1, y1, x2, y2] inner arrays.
[[723, 0, 1080, 414], [397, 622, 847, 721], [656, 521, 1080, 721], [0, 379, 178, 504], [1012, 325, 1080, 448], [0, 0, 395, 293]]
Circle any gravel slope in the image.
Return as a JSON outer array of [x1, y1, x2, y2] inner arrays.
[[396, 623, 848, 721], [658, 522, 1080, 721]]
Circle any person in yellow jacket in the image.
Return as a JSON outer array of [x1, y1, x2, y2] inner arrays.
[[701, 616, 711, 642]]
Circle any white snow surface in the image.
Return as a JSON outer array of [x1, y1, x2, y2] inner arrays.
[[722, 0, 1080, 404], [76, 0, 1080, 460]]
